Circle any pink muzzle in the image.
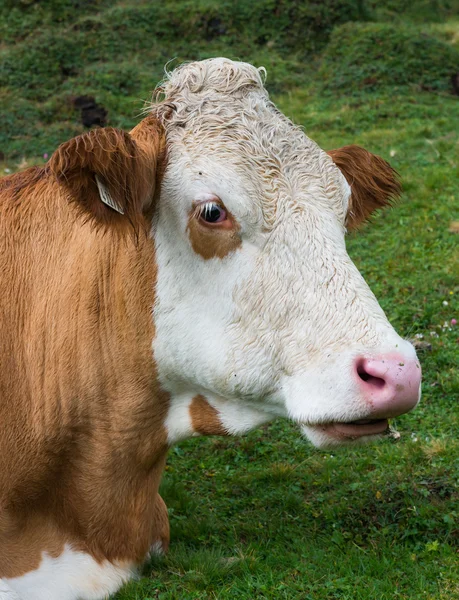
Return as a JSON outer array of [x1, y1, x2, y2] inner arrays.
[[354, 353, 422, 418]]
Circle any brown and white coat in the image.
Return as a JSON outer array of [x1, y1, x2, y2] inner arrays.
[[0, 59, 420, 599]]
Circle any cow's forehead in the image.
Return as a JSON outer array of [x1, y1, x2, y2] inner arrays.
[[158, 57, 269, 105], [151, 59, 350, 228], [155, 58, 315, 156]]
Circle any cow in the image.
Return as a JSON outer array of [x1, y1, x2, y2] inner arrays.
[[0, 58, 421, 599]]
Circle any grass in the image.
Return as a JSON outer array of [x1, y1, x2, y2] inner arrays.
[[1, 0, 458, 598], [2, 0, 458, 160], [317, 23, 459, 94]]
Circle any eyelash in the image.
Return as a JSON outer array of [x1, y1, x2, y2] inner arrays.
[[197, 202, 228, 224]]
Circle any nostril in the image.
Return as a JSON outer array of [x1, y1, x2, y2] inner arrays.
[[354, 354, 421, 417], [356, 359, 386, 390]]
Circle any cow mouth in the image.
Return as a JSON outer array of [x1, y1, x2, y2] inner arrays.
[[320, 418, 390, 438]]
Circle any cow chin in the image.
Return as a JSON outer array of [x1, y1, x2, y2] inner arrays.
[[300, 422, 392, 449]]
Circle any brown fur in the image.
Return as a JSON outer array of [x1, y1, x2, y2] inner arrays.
[[0, 119, 170, 576], [0, 512, 66, 578], [190, 395, 228, 436], [327, 145, 401, 230], [149, 494, 170, 554], [48, 117, 164, 229], [187, 208, 242, 260], [0, 166, 46, 197]]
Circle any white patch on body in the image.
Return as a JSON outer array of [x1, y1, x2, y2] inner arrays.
[[165, 392, 276, 444], [0, 580, 21, 600], [164, 393, 199, 443], [204, 395, 277, 435], [5, 545, 136, 600]]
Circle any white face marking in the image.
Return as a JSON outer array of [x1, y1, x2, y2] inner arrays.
[[5, 545, 136, 600], [151, 58, 419, 446]]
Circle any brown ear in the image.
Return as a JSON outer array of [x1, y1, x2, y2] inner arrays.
[[49, 117, 163, 226], [327, 145, 401, 230]]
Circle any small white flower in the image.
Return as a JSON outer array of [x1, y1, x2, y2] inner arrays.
[[430, 331, 439, 338], [4, 168, 11, 174], [390, 149, 397, 157], [415, 333, 424, 339], [443, 300, 448, 306]]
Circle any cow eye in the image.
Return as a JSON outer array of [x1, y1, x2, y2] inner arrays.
[[199, 202, 227, 224]]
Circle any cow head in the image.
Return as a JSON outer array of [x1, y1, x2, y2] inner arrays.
[[50, 58, 421, 448]]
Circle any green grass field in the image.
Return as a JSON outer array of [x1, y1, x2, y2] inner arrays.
[[1, 1, 458, 598]]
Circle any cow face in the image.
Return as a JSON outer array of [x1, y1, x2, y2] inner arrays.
[[151, 59, 421, 448], [49, 58, 421, 449]]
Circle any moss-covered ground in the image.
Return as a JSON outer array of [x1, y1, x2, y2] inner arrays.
[[1, 1, 458, 598]]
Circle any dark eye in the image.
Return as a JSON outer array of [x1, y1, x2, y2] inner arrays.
[[199, 202, 227, 224]]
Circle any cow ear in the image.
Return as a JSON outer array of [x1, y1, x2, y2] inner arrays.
[[49, 117, 163, 226], [327, 145, 401, 230]]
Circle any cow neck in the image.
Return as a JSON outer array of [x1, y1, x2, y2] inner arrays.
[[0, 174, 171, 573]]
